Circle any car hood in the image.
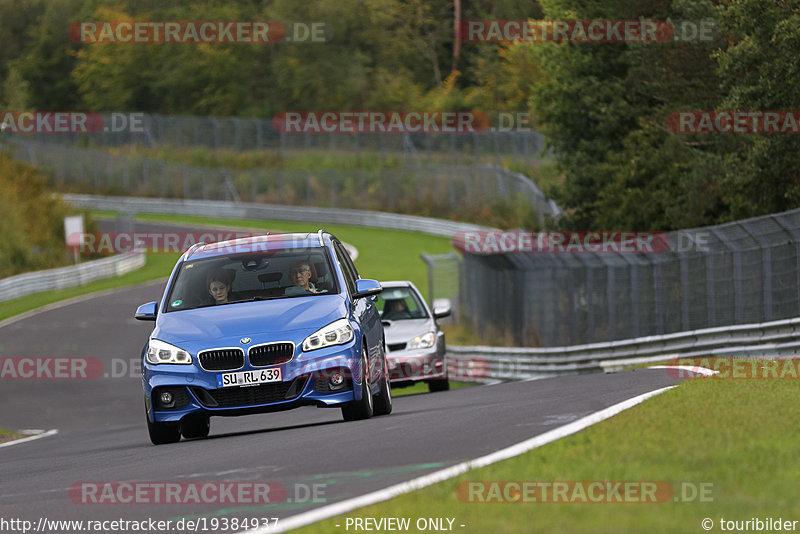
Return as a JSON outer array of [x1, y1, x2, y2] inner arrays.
[[152, 295, 348, 343], [383, 318, 435, 344]]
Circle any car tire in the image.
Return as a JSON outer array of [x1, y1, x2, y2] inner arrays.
[[428, 377, 450, 392], [341, 344, 374, 421], [147, 416, 181, 445], [180, 415, 210, 439], [372, 350, 393, 416]]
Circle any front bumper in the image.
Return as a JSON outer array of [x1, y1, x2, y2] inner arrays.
[[386, 347, 447, 383], [143, 341, 364, 423]]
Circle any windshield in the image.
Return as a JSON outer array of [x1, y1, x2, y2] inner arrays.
[[377, 286, 429, 321], [164, 247, 338, 312]]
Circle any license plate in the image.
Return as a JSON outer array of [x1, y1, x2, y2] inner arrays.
[[217, 368, 281, 388]]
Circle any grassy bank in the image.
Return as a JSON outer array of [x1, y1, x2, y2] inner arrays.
[[1, 212, 454, 321], [133, 213, 454, 299], [291, 376, 799, 534], [0, 429, 25, 445], [0, 253, 179, 323]]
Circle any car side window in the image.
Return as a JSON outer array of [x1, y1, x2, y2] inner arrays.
[[333, 241, 357, 295], [335, 241, 360, 279]]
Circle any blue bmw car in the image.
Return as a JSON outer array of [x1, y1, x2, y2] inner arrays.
[[135, 230, 392, 444]]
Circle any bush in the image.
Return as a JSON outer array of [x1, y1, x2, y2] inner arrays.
[[0, 151, 80, 277]]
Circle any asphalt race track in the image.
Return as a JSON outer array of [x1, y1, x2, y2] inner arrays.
[[0, 255, 683, 531]]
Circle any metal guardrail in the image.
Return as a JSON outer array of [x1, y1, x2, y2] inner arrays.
[[0, 251, 146, 302], [12, 139, 561, 225], [62, 194, 489, 238], [446, 317, 800, 380]]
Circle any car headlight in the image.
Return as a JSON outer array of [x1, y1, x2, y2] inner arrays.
[[408, 331, 436, 350], [302, 318, 354, 352], [146, 339, 192, 365]]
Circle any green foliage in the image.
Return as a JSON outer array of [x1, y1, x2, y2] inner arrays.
[[521, 0, 726, 230], [12, 0, 85, 110], [0, 152, 78, 276], [523, 0, 800, 230], [0, 0, 44, 108], [714, 0, 800, 219], [3, 0, 800, 231]]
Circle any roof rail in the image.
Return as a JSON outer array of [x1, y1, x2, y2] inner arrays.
[[184, 242, 205, 258]]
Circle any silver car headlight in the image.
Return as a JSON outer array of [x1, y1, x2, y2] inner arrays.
[[408, 331, 436, 350], [146, 339, 192, 365], [302, 318, 354, 352]]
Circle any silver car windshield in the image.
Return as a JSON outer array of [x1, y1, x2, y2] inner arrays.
[[377, 287, 429, 320]]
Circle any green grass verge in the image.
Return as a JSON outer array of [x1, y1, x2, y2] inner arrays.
[[0, 253, 179, 322], [0, 428, 25, 444], [290, 376, 799, 534], [1, 212, 454, 321], [389, 380, 474, 398], [104, 145, 508, 171], [133, 213, 454, 300]]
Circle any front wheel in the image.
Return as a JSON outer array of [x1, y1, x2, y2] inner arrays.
[[181, 415, 210, 439], [147, 416, 181, 445], [428, 377, 450, 392], [341, 344, 374, 421], [373, 352, 393, 416]]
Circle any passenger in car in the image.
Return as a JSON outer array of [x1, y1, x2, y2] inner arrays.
[[285, 260, 320, 296], [206, 269, 233, 304]]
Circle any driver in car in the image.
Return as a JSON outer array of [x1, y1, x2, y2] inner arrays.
[[284, 260, 320, 296], [382, 298, 411, 319]]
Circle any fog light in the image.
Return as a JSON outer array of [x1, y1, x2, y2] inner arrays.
[[330, 372, 344, 386], [160, 391, 173, 406]]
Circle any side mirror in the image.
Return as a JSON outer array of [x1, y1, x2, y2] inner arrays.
[[432, 298, 452, 319], [354, 279, 382, 299], [135, 301, 158, 321]]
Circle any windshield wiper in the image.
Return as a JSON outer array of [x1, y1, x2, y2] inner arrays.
[[230, 296, 280, 303]]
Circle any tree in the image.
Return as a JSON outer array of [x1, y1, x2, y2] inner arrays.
[[520, 0, 728, 230], [714, 0, 800, 219]]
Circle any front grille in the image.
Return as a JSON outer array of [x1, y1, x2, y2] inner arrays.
[[388, 343, 407, 352], [191, 380, 299, 408], [249, 342, 294, 366], [198, 349, 244, 371]]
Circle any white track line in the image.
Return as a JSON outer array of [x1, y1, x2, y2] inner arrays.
[[648, 365, 718, 377], [0, 429, 58, 449], [257, 385, 676, 533]]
